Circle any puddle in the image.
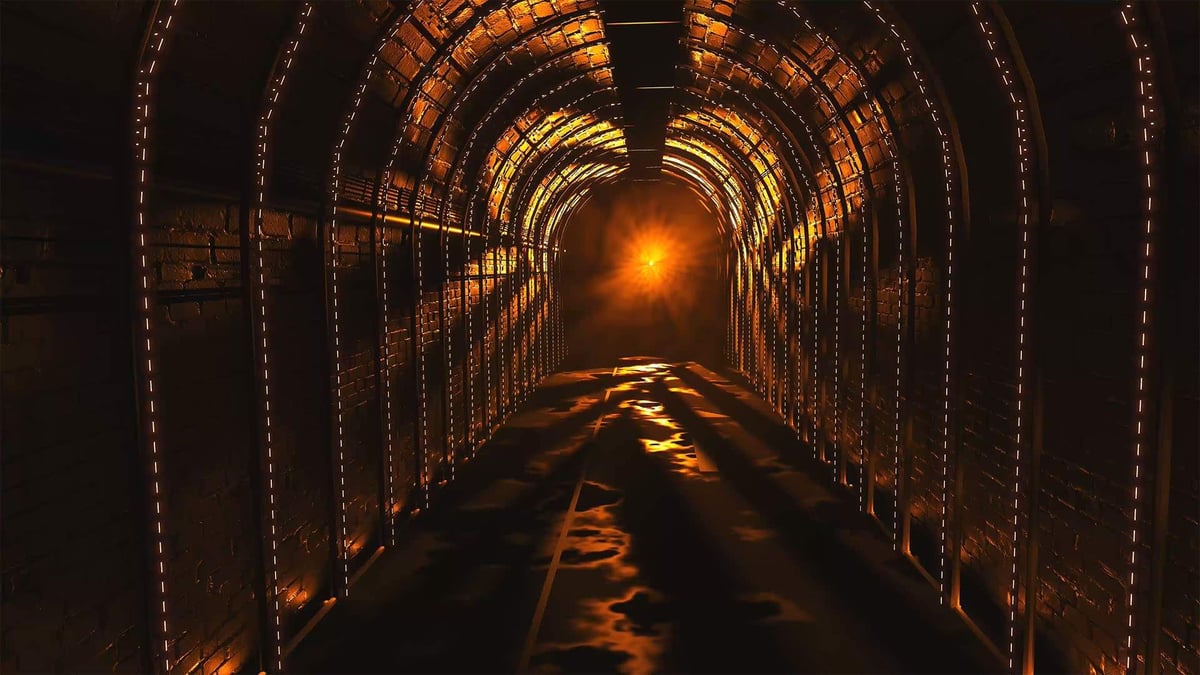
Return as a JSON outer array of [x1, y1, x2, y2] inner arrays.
[[736, 591, 812, 625]]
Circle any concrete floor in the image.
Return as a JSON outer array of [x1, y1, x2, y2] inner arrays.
[[290, 358, 1001, 674]]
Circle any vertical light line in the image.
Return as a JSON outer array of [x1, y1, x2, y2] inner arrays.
[[253, 4, 312, 668], [418, 193, 429, 510], [778, 3, 909, 539], [467, 223, 477, 461], [833, 233, 842, 484], [970, 3, 1032, 668], [444, 197, 455, 484], [894, 168, 904, 550], [329, 58, 377, 594], [860, 204, 869, 513], [1119, 5, 1157, 671], [380, 196, 397, 543], [378, 77, 411, 539], [504, 239, 512, 422], [780, 245, 788, 423], [812, 238, 821, 462], [865, 0, 957, 595], [132, 3, 180, 670]]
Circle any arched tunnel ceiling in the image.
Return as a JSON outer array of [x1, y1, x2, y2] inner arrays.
[[76, 0, 1181, 274], [186, 0, 940, 259], [247, 0, 986, 268]]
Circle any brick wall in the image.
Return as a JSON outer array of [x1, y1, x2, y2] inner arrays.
[[1, 168, 150, 674], [1, 3, 152, 671]]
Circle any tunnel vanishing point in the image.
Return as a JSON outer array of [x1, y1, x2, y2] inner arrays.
[[1, 1, 1197, 674]]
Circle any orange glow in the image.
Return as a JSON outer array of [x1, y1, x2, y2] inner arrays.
[[622, 231, 678, 296]]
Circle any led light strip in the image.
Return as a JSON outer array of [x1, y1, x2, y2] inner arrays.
[[451, 85, 604, 456], [833, 233, 842, 483], [779, 244, 788, 423], [467, 223, 477, 460], [801, 12, 898, 517], [490, 236, 499, 435], [418, 192, 430, 509], [1119, 5, 1158, 671], [865, 1, 957, 596], [671, 116, 803, 415], [379, 186, 398, 544], [444, 191, 455, 482], [132, 3, 179, 670], [969, 3, 1032, 668], [682, 19, 849, 458], [330, 51, 383, 592], [375, 29, 417, 528], [251, 3, 313, 668], [812, 238, 821, 461], [510, 242, 517, 414], [774, 0, 907, 529], [393, 7, 605, 495], [860, 202, 869, 513], [429, 63, 607, 470]]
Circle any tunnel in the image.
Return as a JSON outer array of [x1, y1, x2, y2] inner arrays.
[[1, 0, 1197, 673]]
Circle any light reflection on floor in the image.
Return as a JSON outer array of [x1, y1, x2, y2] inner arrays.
[[292, 359, 1000, 675]]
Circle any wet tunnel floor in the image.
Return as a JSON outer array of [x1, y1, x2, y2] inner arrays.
[[291, 358, 1000, 674]]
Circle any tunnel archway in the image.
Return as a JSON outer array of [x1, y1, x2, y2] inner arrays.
[[1, 1, 1196, 674]]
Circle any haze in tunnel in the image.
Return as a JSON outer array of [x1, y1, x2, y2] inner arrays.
[[559, 182, 723, 369]]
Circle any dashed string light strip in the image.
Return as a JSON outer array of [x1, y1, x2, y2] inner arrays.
[[779, 244, 787, 422], [865, 1, 957, 596], [729, 257, 735, 365], [467, 222, 477, 460], [684, 23, 839, 463], [443, 197, 455, 483], [375, 41, 413, 533], [686, 17, 835, 410], [860, 201, 869, 513], [775, 0, 908, 531], [132, 2, 180, 670], [893, 170, 904, 551], [553, 254, 559, 369], [1119, 5, 1158, 671], [812, 238, 821, 462], [421, 82, 602, 470], [379, 190, 398, 543], [754, 250, 760, 392], [329, 54, 381, 594], [504, 240, 512, 421], [768, 4, 880, 508], [488, 236, 497, 436], [764, 245, 771, 403], [400, 8, 611, 499], [969, 3, 1032, 668], [252, 3, 313, 669], [520, 242, 528, 405], [739, 249, 748, 374], [939, 110, 956, 604], [417, 192, 430, 510], [515, 243, 522, 404], [833, 232, 842, 484]]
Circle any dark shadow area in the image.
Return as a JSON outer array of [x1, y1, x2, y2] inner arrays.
[[668, 363, 1058, 673], [651, 371, 996, 673], [289, 393, 605, 673]]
